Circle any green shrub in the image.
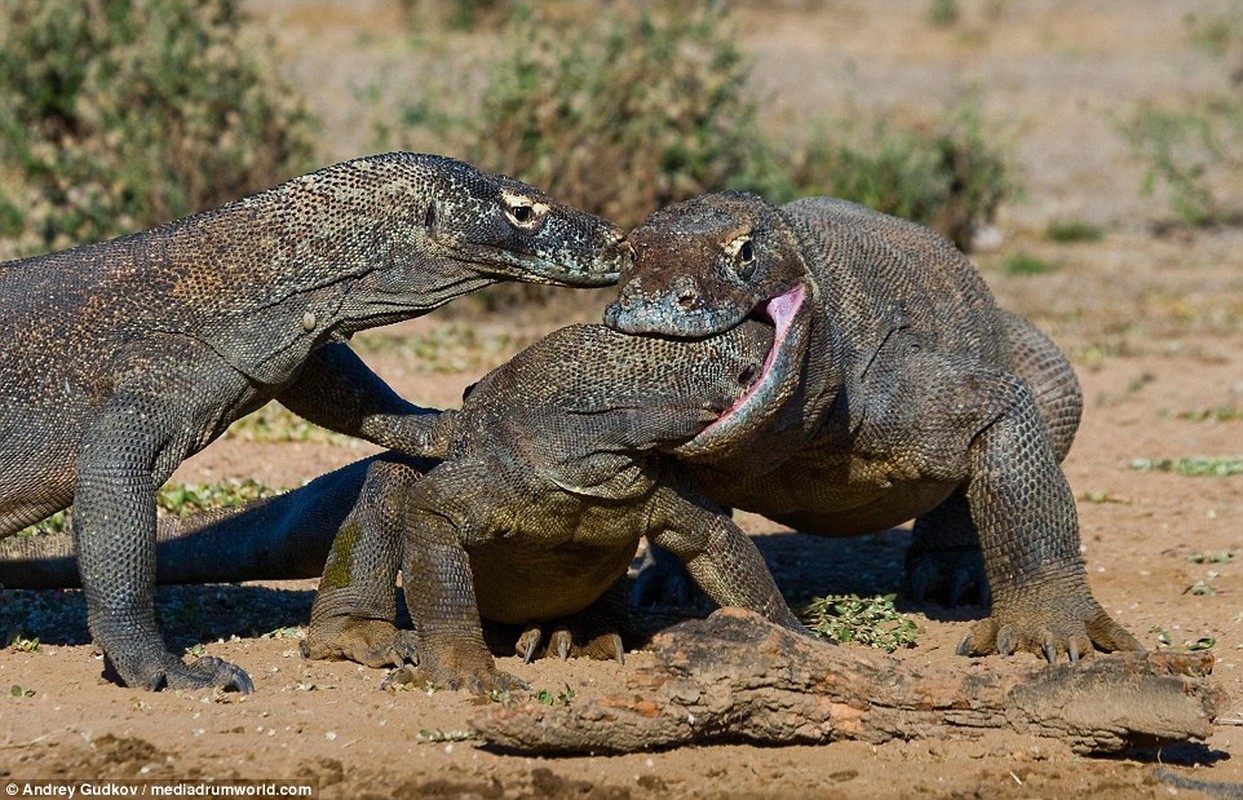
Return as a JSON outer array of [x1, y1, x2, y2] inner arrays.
[[789, 98, 1013, 251], [1122, 7, 1243, 227], [1124, 105, 1234, 227], [799, 593, 919, 652], [458, 2, 769, 230], [927, 0, 960, 27], [1045, 219, 1104, 242], [378, 1, 1013, 262], [0, 0, 317, 259]]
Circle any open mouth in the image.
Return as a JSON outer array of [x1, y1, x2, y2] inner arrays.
[[691, 283, 808, 444]]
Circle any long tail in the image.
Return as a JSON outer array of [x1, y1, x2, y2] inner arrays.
[[0, 453, 437, 589]]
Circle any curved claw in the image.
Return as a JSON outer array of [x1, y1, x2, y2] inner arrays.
[[164, 656, 254, 694], [996, 626, 1019, 657], [956, 633, 973, 657], [516, 628, 542, 664], [552, 630, 573, 661], [302, 619, 416, 668], [955, 594, 1142, 663]]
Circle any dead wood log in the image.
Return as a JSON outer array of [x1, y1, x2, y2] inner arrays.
[[475, 608, 1227, 755]]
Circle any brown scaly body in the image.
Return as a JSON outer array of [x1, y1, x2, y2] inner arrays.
[[605, 192, 1140, 662], [0, 152, 628, 692]]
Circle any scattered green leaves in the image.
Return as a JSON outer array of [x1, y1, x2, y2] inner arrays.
[[1130, 457, 1243, 477], [15, 509, 70, 537], [1078, 490, 1127, 505], [417, 728, 478, 743], [7, 633, 39, 652], [1186, 551, 1234, 564], [17, 479, 284, 538], [226, 402, 357, 446], [1000, 252, 1058, 276], [263, 626, 303, 640], [1150, 628, 1216, 652], [157, 480, 282, 516], [1185, 581, 1218, 596], [799, 593, 918, 652], [1175, 406, 1243, 423], [10, 684, 35, 698], [536, 684, 576, 707]]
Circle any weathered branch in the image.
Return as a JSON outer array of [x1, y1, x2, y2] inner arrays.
[[475, 608, 1226, 755]]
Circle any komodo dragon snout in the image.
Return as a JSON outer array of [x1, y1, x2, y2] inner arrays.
[[392, 157, 632, 288], [604, 190, 808, 336]]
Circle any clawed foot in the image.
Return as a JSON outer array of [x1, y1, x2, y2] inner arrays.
[[381, 647, 527, 695], [113, 652, 254, 693], [515, 625, 626, 665], [904, 546, 989, 607], [956, 590, 1143, 662], [301, 618, 419, 668]]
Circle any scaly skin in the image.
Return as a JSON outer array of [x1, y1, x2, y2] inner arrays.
[[604, 191, 1140, 662], [0, 152, 628, 693], [0, 321, 803, 692]]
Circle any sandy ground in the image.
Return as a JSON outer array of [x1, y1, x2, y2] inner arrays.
[[3, 1, 1243, 797]]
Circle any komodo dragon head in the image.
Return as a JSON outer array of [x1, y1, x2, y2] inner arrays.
[[412, 154, 631, 287], [604, 191, 813, 459]]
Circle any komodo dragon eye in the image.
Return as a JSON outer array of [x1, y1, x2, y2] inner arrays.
[[725, 233, 757, 281], [500, 190, 550, 231]]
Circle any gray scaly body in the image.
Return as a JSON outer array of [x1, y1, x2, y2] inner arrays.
[[605, 192, 1139, 662], [0, 152, 627, 692]]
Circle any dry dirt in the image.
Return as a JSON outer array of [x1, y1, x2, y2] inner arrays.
[[3, 2, 1243, 798]]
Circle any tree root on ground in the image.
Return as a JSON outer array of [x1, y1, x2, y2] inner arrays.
[[474, 608, 1226, 755]]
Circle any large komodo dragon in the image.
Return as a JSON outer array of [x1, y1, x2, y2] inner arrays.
[[0, 321, 804, 692], [0, 152, 629, 692], [603, 192, 1142, 662]]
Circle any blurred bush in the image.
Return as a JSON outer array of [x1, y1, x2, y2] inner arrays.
[[1122, 5, 1243, 227], [0, 0, 317, 259], [788, 99, 1013, 251], [383, 2, 1012, 252], [463, 2, 769, 231]]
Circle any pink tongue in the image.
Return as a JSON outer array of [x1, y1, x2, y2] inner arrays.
[[715, 284, 805, 424]]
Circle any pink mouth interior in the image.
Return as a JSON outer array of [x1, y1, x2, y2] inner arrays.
[[707, 283, 806, 431]]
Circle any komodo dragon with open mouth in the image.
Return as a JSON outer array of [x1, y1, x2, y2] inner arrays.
[[0, 320, 804, 692], [0, 152, 629, 692], [604, 191, 1141, 662]]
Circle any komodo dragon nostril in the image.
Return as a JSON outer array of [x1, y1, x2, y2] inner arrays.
[[738, 363, 759, 386], [677, 291, 696, 309]]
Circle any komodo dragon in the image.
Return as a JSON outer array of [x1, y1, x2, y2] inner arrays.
[[0, 152, 629, 692], [0, 321, 804, 692], [603, 191, 1141, 662]]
